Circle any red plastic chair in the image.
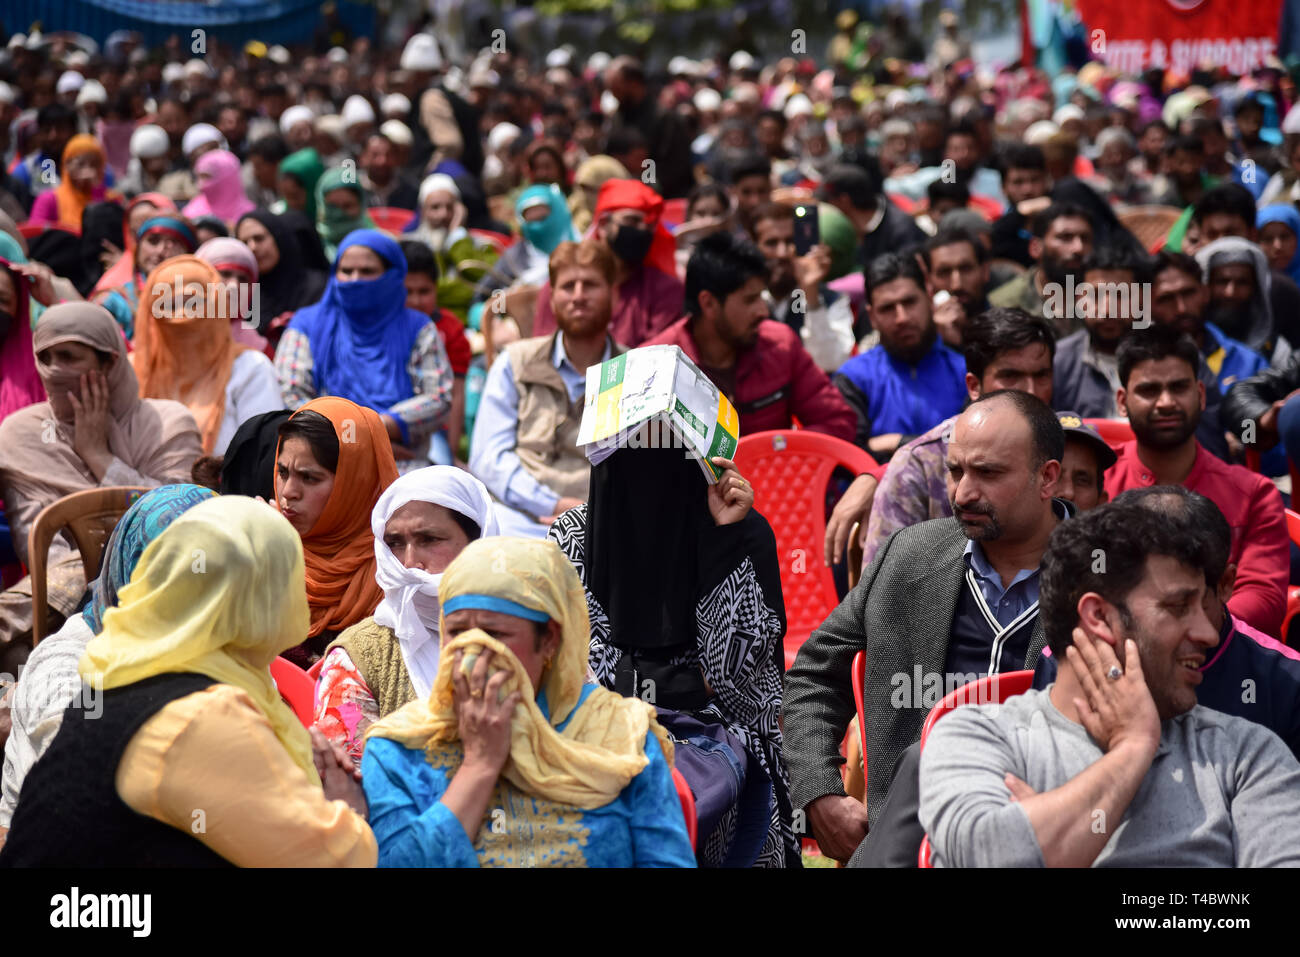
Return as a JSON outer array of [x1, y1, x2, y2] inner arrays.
[[269, 655, 317, 728], [916, 668, 1035, 867], [1283, 509, 1300, 644], [468, 228, 513, 254], [671, 766, 698, 851], [1082, 417, 1134, 450], [369, 206, 416, 234], [733, 430, 877, 669], [851, 650, 869, 797]]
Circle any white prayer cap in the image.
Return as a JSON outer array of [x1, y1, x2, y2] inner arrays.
[[162, 62, 187, 85], [315, 114, 345, 143], [1053, 103, 1085, 126], [0, 82, 14, 105], [326, 46, 349, 64], [729, 50, 756, 72], [419, 172, 461, 205], [380, 119, 412, 147], [783, 93, 813, 118], [587, 51, 611, 74], [487, 122, 522, 153], [181, 122, 227, 157], [130, 123, 170, 159], [693, 88, 722, 112], [380, 92, 410, 117], [341, 94, 376, 129], [401, 33, 443, 72], [76, 80, 107, 106], [600, 90, 619, 115], [546, 48, 573, 69], [279, 105, 316, 136], [1025, 120, 1060, 145], [57, 70, 85, 94], [65, 50, 90, 68], [185, 58, 213, 77], [268, 45, 291, 65]]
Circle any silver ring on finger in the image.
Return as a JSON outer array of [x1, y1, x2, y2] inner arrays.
[[1106, 665, 1122, 680]]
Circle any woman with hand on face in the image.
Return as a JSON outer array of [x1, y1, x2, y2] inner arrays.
[[314, 466, 499, 763], [274, 397, 398, 667], [362, 536, 695, 868], [275, 229, 453, 471], [548, 432, 797, 867], [132, 255, 282, 455], [0, 496, 376, 867], [0, 303, 201, 671]]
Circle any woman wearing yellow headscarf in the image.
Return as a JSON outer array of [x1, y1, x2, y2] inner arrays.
[[362, 537, 695, 867], [0, 496, 376, 867]]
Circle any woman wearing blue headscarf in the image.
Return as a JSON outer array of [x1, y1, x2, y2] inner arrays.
[[0, 484, 216, 830], [467, 184, 578, 332], [1258, 205, 1300, 285], [275, 229, 453, 472]]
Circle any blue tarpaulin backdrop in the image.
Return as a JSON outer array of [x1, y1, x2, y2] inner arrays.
[[2, 0, 375, 48]]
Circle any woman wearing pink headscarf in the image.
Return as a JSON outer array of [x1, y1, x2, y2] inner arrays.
[[182, 150, 255, 228], [195, 237, 269, 353]]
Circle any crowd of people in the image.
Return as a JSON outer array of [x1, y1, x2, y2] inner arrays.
[[0, 11, 1299, 868]]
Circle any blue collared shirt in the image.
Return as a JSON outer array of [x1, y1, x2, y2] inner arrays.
[[468, 334, 611, 518], [962, 499, 1073, 628]]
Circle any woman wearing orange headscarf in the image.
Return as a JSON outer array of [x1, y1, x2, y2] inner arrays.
[[29, 135, 118, 230], [131, 256, 283, 455], [273, 396, 398, 666]]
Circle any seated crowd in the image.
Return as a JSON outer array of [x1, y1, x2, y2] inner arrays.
[[2, 28, 1300, 869]]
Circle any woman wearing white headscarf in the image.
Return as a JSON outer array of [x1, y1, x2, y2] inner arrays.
[[313, 465, 500, 761]]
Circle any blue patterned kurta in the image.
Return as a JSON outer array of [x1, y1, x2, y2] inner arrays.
[[362, 685, 696, 868]]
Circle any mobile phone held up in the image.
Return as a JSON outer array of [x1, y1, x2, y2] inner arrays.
[[793, 203, 819, 256]]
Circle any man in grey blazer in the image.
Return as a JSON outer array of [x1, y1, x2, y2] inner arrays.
[[784, 389, 1071, 861]]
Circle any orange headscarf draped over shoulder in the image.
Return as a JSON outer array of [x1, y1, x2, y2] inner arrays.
[[54, 135, 110, 229], [131, 256, 247, 454], [280, 397, 398, 638]]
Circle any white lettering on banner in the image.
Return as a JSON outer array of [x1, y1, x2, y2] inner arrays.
[[1099, 36, 1274, 73]]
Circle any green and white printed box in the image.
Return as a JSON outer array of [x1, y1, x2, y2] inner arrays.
[[576, 345, 740, 483]]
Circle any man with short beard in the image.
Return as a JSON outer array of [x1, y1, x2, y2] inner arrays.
[[785, 390, 1070, 862], [988, 203, 1094, 337], [924, 226, 992, 349], [920, 501, 1300, 868], [1052, 245, 1147, 418], [469, 240, 625, 537], [833, 254, 969, 459], [1106, 326, 1288, 636]]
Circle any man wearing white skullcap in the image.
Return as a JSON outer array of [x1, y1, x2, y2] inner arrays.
[[279, 105, 316, 151], [401, 33, 442, 74], [341, 95, 376, 147], [76, 80, 107, 111], [181, 122, 227, 162], [381, 93, 411, 120], [161, 62, 187, 87], [56, 70, 85, 104], [411, 172, 467, 252], [121, 123, 172, 196]]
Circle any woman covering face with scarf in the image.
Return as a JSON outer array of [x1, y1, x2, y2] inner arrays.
[[29, 135, 118, 230], [132, 256, 284, 455], [0, 496, 377, 867], [313, 466, 499, 762], [275, 229, 453, 470], [182, 149, 255, 227], [362, 537, 694, 868], [316, 166, 376, 261], [0, 303, 201, 659]]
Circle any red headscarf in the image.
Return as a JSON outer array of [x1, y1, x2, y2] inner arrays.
[[592, 179, 678, 278]]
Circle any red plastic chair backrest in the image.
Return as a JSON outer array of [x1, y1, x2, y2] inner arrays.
[[661, 197, 688, 228], [468, 228, 513, 254], [733, 430, 877, 669], [671, 766, 698, 851], [917, 668, 1035, 868], [269, 655, 317, 728], [369, 206, 416, 234], [1082, 417, 1134, 450]]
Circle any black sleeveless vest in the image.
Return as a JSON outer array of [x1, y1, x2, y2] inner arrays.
[[0, 672, 235, 868]]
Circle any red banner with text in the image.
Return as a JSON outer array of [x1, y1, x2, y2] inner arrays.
[[1074, 0, 1283, 75]]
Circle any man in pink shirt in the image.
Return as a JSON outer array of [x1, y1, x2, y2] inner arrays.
[[1106, 326, 1288, 637]]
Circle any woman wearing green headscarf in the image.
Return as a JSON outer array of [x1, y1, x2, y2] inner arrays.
[[274, 148, 326, 222], [316, 167, 376, 261]]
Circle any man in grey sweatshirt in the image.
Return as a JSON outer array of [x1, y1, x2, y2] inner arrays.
[[919, 501, 1300, 867]]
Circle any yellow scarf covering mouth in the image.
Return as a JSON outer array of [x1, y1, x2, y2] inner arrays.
[[367, 537, 674, 810], [79, 495, 319, 786]]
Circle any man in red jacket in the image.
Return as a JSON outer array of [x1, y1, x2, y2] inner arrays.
[[1106, 326, 1288, 637], [645, 231, 856, 440]]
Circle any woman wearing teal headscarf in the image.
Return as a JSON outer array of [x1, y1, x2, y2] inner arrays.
[[275, 148, 326, 222], [467, 184, 577, 332], [316, 166, 376, 261]]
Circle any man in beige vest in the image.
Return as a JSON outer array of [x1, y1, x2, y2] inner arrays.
[[469, 239, 626, 537]]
